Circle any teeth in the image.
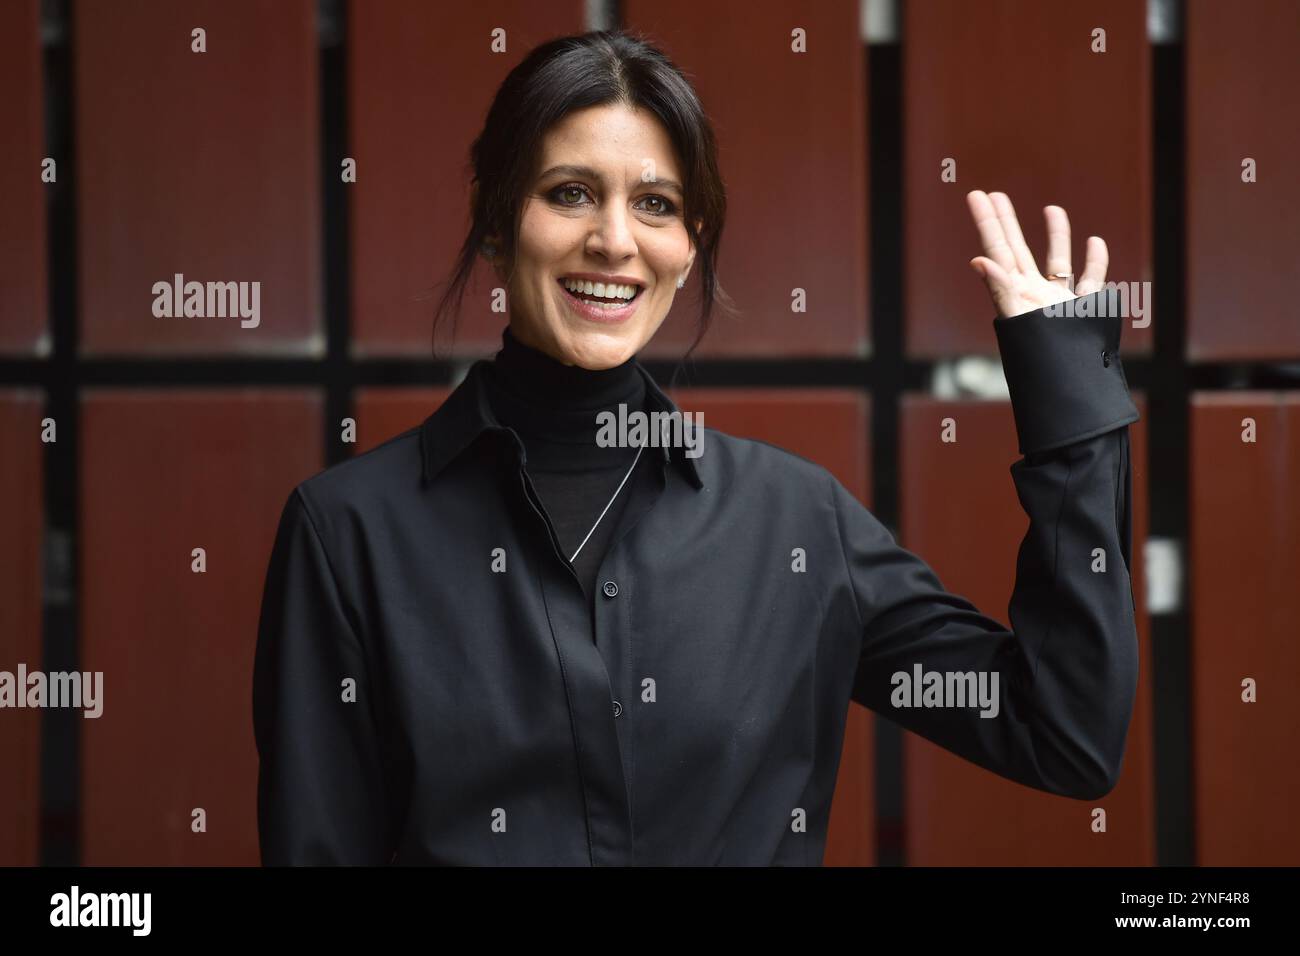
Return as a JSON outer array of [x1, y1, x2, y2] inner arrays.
[[561, 278, 639, 301]]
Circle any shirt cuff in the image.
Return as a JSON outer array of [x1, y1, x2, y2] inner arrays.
[[992, 289, 1141, 457]]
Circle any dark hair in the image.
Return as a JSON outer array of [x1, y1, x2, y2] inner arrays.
[[431, 29, 735, 359]]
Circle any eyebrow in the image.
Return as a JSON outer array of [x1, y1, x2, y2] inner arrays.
[[536, 164, 684, 197]]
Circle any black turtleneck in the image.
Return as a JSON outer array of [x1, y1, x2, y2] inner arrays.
[[484, 327, 648, 605]]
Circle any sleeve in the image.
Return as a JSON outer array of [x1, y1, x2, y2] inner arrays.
[[252, 486, 394, 864], [834, 290, 1141, 800]]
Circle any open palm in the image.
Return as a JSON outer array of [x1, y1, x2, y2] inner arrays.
[[965, 190, 1108, 319]]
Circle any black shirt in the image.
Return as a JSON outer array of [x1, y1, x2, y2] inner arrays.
[[252, 291, 1141, 865], [481, 327, 649, 608]]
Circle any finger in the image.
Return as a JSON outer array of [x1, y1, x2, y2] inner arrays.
[[989, 192, 1040, 277], [1043, 205, 1074, 290], [1074, 236, 1109, 296], [965, 190, 1019, 276], [970, 255, 1017, 317]]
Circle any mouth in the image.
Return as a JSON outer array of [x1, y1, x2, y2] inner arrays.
[[556, 276, 644, 324]]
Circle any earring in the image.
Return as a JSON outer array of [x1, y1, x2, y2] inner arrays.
[[676, 276, 686, 289]]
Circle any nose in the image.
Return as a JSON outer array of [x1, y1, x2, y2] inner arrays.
[[585, 201, 638, 261]]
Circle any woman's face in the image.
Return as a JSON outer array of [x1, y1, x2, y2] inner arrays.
[[493, 103, 697, 369]]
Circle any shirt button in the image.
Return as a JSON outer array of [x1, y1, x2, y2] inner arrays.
[[1101, 349, 1111, 367], [602, 580, 619, 598], [612, 700, 622, 717]]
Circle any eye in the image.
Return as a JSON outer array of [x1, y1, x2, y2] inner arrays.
[[550, 183, 591, 206], [637, 194, 678, 216]]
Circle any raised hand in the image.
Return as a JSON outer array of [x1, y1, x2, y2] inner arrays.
[[965, 190, 1109, 319]]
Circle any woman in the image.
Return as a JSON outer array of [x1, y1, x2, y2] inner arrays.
[[252, 30, 1139, 866]]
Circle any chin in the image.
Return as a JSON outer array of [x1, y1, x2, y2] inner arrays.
[[558, 328, 643, 370], [567, 348, 633, 371]]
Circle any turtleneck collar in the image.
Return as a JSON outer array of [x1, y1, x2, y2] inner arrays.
[[483, 326, 646, 470]]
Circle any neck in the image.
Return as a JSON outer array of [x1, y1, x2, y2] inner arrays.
[[485, 326, 645, 471]]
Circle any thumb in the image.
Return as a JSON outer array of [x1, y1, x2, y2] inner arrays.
[[970, 256, 1017, 317]]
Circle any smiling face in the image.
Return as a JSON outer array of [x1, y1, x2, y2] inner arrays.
[[489, 102, 697, 369]]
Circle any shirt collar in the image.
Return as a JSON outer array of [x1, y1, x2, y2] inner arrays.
[[420, 358, 705, 489]]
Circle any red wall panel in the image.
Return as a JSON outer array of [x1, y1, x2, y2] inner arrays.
[[624, 0, 869, 358], [80, 390, 322, 864], [74, 0, 321, 356], [903, 0, 1151, 357], [0, 391, 44, 865], [353, 387, 451, 454], [1189, 393, 1300, 864], [899, 396, 1154, 864], [0, 0, 48, 355], [1185, 0, 1300, 360], [348, 1, 587, 357]]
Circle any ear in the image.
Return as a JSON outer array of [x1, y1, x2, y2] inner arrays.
[[681, 217, 703, 280], [684, 228, 700, 277], [469, 183, 510, 281], [479, 219, 505, 260], [482, 239, 509, 284]]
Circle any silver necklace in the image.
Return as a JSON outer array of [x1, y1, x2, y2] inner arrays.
[[567, 443, 646, 562]]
